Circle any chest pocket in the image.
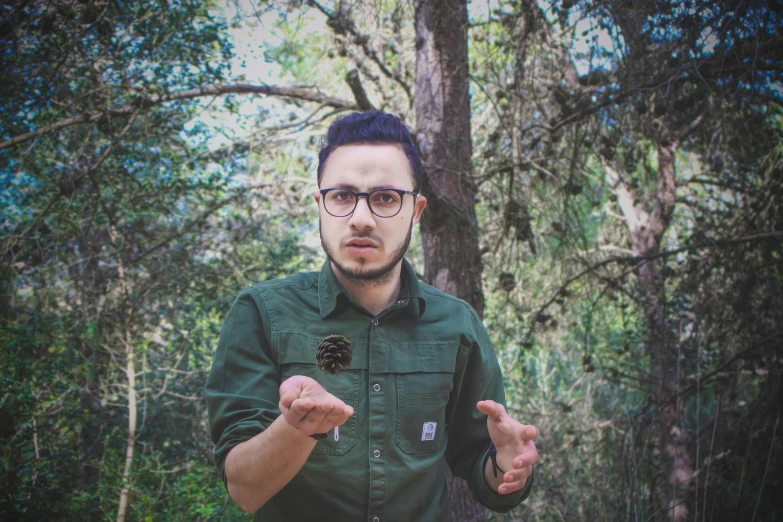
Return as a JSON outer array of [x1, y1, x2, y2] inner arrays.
[[392, 343, 457, 454], [278, 334, 361, 456]]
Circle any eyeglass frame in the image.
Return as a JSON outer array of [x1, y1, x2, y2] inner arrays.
[[318, 187, 419, 218]]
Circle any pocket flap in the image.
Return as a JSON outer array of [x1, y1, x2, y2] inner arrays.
[[374, 342, 457, 374]]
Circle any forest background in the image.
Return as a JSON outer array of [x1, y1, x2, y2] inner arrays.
[[1, 0, 782, 521]]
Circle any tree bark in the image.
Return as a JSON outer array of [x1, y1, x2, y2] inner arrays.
[[414, 0, 484, 315], [414, 0, 486, 520]]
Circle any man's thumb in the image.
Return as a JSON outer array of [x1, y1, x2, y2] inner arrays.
[[477, 400, 505, 419]]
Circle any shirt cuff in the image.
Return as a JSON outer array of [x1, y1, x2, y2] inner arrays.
[[469, 444, 534, 512]]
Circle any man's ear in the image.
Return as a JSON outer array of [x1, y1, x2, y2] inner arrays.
[[412, 195, 427, 225], [313, 191, 321, 205]]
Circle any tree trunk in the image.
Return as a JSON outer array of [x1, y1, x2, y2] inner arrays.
[[605, 142, 693, 522], [117, 335, 137, 522], [414, 0, 486, 520], [413, 0, 483, 315], [109, 223, 137, 522]]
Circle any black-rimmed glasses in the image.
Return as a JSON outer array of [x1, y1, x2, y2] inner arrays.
[[319, 188, 418, 218]]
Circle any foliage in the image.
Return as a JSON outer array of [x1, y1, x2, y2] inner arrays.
[[1, 1, 316, 520], [470, 1, 783, 519]]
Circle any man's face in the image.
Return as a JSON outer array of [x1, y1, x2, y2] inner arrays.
[[314, 144, 427, 283]]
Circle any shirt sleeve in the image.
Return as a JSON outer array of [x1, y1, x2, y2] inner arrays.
[[445, 305, 533, 512], [204, 288, 280, 488]]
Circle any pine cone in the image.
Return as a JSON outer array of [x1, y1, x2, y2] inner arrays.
[[498, 272, 516, 291], [316, 335, 352, 376]]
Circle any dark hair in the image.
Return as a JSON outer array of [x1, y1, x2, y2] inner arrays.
[[317, 111, 422, 193]]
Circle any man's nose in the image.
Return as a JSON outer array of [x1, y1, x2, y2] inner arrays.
[[349, 196, 376, 229]]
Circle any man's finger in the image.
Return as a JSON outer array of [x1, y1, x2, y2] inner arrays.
[[288, 397, 316, 424], [518, 424, 538, 442], [502, 466, 532, 485], [300, 406, 328, 428], [511, 444, 539, 469], [279, 390, 299, 410], [512, 453, 538, 470], [324, 409, 351, 428], [315, 402, 337, 416], [279, 375, 307, 401], [497, 470, 533, 495], [476, 400, 507, 420]]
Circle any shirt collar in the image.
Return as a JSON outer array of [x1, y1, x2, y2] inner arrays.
[[318, 258, 427, 319]]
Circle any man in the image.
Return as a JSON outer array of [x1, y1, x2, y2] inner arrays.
[[206, 111, 538, 521]]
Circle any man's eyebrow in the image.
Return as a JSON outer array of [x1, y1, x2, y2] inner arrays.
[[331, 183, 403, 191]]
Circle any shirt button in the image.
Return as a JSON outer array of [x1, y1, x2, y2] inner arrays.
[[372, 319, 379, 326], [373, 518, 380, 522], [373, 449, 381, 458], [373, 383, 381, 392]]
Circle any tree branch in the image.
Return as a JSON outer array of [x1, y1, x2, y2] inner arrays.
[[1, 114, 101, 151], [307, 0, 413, 105], [345, 69, 376, 111], [522, 231, 783, 343], [153, 84, 353, 108], [127, 183, 272, 267], [675, 112, 705, 143], [0, 84, 355, 151]]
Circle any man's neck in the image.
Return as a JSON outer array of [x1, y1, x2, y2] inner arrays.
[[331, 261, 403, 317]]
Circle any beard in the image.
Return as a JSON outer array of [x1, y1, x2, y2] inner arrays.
[[320, 217, 413, 286]]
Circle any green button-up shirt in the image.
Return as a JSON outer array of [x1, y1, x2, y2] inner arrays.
[[205, 258, 532, 521]]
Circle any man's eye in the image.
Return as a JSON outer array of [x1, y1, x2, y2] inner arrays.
[[373, 191, 400, 204], [332, 191, 355, 202]]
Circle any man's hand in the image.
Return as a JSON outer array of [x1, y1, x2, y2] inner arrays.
[[279, 375, 354, 437], [477, 400, 538, 495], [225, 377, 354, 513]]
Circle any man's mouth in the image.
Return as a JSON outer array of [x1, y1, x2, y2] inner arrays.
[[345, 239, 379, 254], [346, 239, 378, 248]]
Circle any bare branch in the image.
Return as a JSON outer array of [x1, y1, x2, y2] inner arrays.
[[307, 0, 413, 105], [345, 69, 376, 111], [1, 113, 101, 151], [523, 231, 783, 342], [128, 183, 272, 267], [603, 158, 646, 236], [152, 84, 353, 108], [0, 84, 354, 151], [675, 112, 705, 143]]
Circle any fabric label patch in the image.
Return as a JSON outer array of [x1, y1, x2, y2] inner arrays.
[[421, 422, 437, 441]]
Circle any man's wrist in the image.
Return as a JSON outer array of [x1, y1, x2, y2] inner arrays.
[[489, 442, 504, 478], [493, 443, 516, 474]]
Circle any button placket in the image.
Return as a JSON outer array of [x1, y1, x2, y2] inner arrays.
[[367, 312, 385, 521]]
